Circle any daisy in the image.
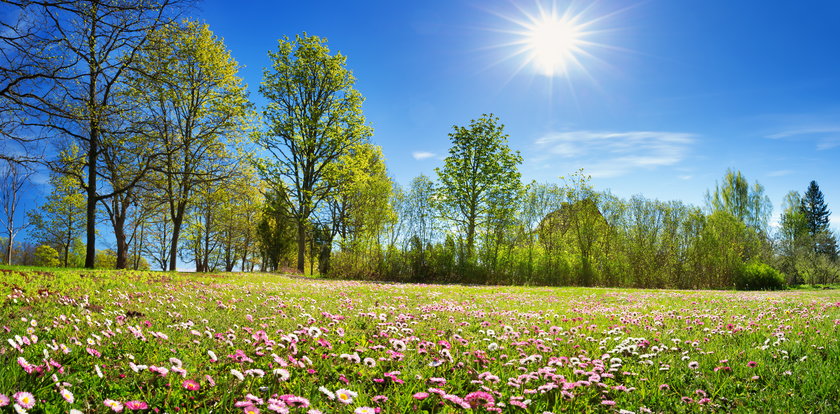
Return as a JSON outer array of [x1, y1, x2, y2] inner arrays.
[[125, 401, 148, 410], [13, 392, 35, 410], [335, 389, 357, 405], [354, 407, 375, 414], [182, 379, 200, 391], [242, 406, 260, 414], [60, 388, 74, 403], [0, 394, 9, 407], [104, 399, 124, 412], [688, 361, 699, 369]]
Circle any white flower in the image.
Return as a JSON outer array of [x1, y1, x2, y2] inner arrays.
[[231, 369, 245, 381]]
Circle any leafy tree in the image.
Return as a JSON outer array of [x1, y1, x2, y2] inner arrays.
[[800, 180, 837, 257], [128, 20, 252, 271], [705, 169, 772, 230], [256, 187, 296, 272], [1, 161, 33, 264], [28, 169, 86, 267], [436, 114, 522, 263], [34, 245, 59, 267], [258, 33, 373, 273], [5, 0, 188, 268]]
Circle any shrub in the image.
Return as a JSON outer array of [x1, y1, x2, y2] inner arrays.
[[736, 261, 786, 290], [33, 245, 60, 267]]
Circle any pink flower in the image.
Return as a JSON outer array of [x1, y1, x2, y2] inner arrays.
[[354, 408, 376, 414], [182, 379, 200, 391], [601, 400, 616, 406], [464, 391, 494, 408], [659, 384, 670, 390], [125, 401, 149, 410], [242, 406, 260, 414], [104, 399, 124, 412], [0, 394, 9, 407], [14, 392, 35, 409], [747, 361, 758, 367], [413, 392, 430, 400]]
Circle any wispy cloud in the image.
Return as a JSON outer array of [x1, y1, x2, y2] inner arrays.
[[765, 124, 840, 151], [412, 151, 436, 160], [533, 130, 695, 178], [767, 169, 794, 177]]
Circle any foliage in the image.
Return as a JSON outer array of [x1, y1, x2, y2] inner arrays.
[[436, 114, 523, 263], [705, 169, 772, 230], [735, 261, 786, 290], [33, 245, 59, 267], [258, 33, 372, 273]]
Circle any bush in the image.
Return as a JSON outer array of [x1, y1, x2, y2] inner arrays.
[[33, 245, 60, 267], [736, 261, 786, 290]]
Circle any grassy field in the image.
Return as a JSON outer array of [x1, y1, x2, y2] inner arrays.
[[1, 267, 838, 413]]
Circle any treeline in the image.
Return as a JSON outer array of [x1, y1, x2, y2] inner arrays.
[[0, 0, 837, 289]]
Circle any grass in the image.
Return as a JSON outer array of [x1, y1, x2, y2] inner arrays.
[[1, 266, 839, 413]]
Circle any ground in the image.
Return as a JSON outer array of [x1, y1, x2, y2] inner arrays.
[[1, 267, 839, 413]]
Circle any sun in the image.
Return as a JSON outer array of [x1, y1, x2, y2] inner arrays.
[[526, 16, 583, 76], [490, 2, 614, 79]]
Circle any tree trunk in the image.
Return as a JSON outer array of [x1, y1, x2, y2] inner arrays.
[[85, 125, 98, 269], [296, 219, 306, 273], [168, 202, 186, 271], [6, 233, 13, 265], [114, 213, 128, 269]]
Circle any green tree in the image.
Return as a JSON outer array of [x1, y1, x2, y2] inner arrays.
[[800, 180, 837, 257], [28, 169, 86, 267], [128, 20, 252, 271], [705, 169, 772, 230], [258, 34, 372, 273], [436, 114, 522, 263], [1, 161, 33, 264], [34, 245, 60, 267]]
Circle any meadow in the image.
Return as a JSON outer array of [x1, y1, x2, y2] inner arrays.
[[1, 267, 838, 413]]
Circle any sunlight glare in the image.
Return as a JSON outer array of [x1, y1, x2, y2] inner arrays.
[[527, 16, 583, 76]]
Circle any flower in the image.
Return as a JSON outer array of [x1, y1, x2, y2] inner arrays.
[[125, 401, 149, 410], [335, 389, 357, 404], [413, 392, 430, 400], [688, 361, 699, 369], [60, 388, 75, 403], [354, 407, 375, 414], [104, 399, 124, 412], [183, 379, 200, 391], [13, 392, 35, 410], [242, 406, 260, 414], [747, 361, 758, 367], [0, 394, 9, 407], [231, 369, 245, 381]]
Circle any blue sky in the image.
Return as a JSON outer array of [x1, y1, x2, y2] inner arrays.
[[195, 0, 840, 229]]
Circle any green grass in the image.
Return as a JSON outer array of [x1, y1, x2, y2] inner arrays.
[[1, 266, 838, 413]]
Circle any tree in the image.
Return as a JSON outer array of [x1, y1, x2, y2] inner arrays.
[[28, 167, 86, 267], [258, 33, 373, 273], [1, 160, 33, 264], [800, 180, 837, 257], [256, 187, 296, 272], [34, 245, 59, 267], [128, 20, 252, 271], [436, 114, 522, 263], [5, 0, 188, 268], [705, 169, 772, 230]]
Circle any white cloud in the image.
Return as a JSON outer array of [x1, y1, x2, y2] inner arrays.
[[765, 125, 840, 151], [767, 169, 794, 177], [533, 130, 695, 178], [412, 151, 436, 160]]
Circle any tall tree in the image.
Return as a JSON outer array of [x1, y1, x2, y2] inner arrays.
[[436, 114, 522, 263], [258, 34, 372, 273], [5, 0, 187, 268], [705, 169, 772, 230], [0, 160, 33, 264], [28, 169, 86, 267], [128, 20, 251, 271], [800, 181, 837, 257]]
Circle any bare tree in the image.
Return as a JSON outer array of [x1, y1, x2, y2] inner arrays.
[[0, 160, 33, 264], [3, 0, 189, 268]]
